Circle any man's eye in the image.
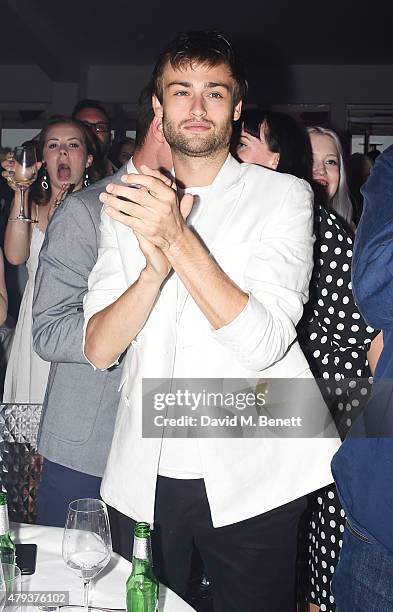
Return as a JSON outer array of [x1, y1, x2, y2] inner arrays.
[[237, 142, 246, 149], [175, 91, 188, 96], [208, 92, 223, 99]]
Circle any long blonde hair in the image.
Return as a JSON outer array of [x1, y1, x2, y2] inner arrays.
[[308, 126, 354, 227]]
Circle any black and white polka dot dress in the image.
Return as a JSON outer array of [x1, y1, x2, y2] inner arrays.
[[297, 205, 379, 612]]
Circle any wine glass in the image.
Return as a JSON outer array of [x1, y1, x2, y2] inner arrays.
[[0, 563, 6, 612], [62, 499, 112, 612], [8, 145, 38, 222], [0, 564, 21, 612]]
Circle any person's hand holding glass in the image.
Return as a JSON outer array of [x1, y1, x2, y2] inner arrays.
[[4, 145, 40, 222], [62, 499, 112, 612]]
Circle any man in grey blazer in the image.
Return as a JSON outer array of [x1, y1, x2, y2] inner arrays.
[[32, 83, 172, 527]]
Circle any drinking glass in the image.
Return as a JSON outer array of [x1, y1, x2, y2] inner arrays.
[[62, 499, 112, 612], [8, 145, 38, 222], [0, 562, 5, 612], [0, 563, 21, 612]]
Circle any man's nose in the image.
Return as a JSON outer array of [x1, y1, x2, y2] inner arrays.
[[190, 95, 207, 118]]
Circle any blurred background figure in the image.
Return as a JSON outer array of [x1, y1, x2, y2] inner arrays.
[[367, 144, 382, 163], [0, 146, 23, 324], [72, 99, 115, 175], [0, 147, 14, 243], [1, 115, 105, 404], [0, 246, 10, 398], [308, 126, 355, 232], [109, 136, 136, 169], [347, 152, 374, 225], [0, 248, 7, 326]]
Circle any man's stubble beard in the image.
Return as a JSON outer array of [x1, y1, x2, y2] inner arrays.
[[163, 117, 232, 158]]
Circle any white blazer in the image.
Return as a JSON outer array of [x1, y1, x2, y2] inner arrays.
[[84, 155, 340, 527]]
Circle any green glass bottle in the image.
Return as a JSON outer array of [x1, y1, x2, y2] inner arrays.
[[126, 522, 159, 612], [0, 492, 16, 564]]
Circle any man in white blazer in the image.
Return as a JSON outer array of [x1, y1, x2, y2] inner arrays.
[[84, 31, 339, 612]]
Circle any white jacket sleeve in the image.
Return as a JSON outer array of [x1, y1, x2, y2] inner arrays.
[[83, 209, 130, 367], [212, 177, 314, 371]]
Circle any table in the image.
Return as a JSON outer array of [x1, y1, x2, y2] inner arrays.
[[11, 523, 194, 611]]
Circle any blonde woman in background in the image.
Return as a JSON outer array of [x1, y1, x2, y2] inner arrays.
[[308, 126, 355, 232]]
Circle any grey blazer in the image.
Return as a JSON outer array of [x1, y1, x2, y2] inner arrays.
[[32, 166, 127, 477]]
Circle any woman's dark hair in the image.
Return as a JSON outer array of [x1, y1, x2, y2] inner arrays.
[[152, 30, 247, 106], [241, 109, 313, 182], [30, 115, 106, 206], [109, 137, 136, 168]]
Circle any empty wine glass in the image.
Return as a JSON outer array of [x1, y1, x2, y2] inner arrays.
[[8, 145, 38, 222], [62, 499, 112, 612], [0, 564, 21, 612], [0, 563, 5, 612]]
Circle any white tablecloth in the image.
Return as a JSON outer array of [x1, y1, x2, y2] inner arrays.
[[11, 523, 194, 611]]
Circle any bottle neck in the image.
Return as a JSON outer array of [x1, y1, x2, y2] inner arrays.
[[132, 535, 152, 564], [0, 504, 10, 535]]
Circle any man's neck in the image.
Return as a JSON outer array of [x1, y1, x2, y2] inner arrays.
[[133, 147, 166, 174], [173, 149, 229, 188]]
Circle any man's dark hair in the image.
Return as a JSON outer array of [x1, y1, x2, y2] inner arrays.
[[72, 99, 111, 126], [135, 82, 155, 150], [152, 31, 247, 106]]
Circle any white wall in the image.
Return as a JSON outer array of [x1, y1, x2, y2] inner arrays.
[[285, 65, 393, 129], [0, 66, 52, 103], [288, 65, 393, 104], [87, 65, 153, 103], [50, 82, 79, 115], [2, 63, 393, 131]]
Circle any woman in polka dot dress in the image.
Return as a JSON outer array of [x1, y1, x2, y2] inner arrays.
[[237, 114, 381, 611], [298, 127, 381, 612]]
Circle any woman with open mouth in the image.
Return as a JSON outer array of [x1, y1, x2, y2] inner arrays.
[[2, 115, 105, 404]]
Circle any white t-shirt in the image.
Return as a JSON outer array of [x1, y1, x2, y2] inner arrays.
[[158, 185, 212, 479]]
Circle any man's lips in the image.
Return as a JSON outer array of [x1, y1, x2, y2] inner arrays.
[[183, 122, 211, 132]]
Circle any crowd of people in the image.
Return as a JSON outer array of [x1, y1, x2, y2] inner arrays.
[[0, 29, 391, 612]]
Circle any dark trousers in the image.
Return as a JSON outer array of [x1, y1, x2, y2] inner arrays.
[[111, 476, 306, 612], [36, 458, 119, 540]]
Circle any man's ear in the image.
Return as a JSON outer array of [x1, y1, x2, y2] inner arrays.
[[233, 100, 242, 122], [152, 94, 163, 119], [152, 116, 166, 143], [271, 152, 280, 170]]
